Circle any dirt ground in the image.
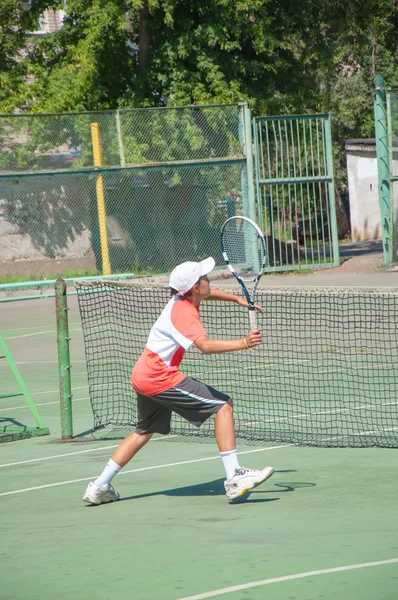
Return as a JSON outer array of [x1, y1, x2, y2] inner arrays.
[[249, 240, 398, 288], [0, 255, 97, 278]]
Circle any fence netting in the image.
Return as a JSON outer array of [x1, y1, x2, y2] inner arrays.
[[0, 105, 249, 279]]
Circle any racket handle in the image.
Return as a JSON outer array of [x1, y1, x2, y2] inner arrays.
[[249, 307, 257, 330]]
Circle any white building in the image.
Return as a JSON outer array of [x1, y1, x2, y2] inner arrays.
[[21, 4, 65, 34], [345, 139, 381, 241]]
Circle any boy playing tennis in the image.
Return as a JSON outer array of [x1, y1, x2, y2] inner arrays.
[[83, 257, 274, 505]]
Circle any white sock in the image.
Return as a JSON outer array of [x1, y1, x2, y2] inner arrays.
[[95, 458, 121, 489], [220, 449, 240, 481]]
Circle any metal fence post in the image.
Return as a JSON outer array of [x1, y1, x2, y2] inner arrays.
[[243, 105, 257, 225], [324, 115, 340, 267], [90, 122, 112, 275], [116, 110, 126, 167], [252, 117, 264, 231], [374, 73, 391, 264], [55, 279, 73, 440]]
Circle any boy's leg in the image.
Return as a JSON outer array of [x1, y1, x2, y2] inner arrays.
[[83, 395, 171, 505], [95, 431, 153, 486], [82, 432, 153, 505], [214, 399, 236, 452], [111, 431, 153, 467], [214, 399, 241, 481], [214, 399, 274, 501]]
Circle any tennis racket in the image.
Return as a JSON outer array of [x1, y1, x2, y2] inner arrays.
[[221, 215, 267, 329]]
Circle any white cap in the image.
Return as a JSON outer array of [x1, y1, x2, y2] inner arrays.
[[169, 257, 215, 295]]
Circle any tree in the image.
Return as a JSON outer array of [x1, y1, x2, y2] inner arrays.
[[5, 0, 398, 116], [0, 0, 36, 112], [3, 0, 398, 241]]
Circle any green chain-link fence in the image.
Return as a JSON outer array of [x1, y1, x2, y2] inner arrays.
[[0, 104, 252, 280]]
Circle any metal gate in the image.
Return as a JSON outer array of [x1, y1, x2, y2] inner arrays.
[[252, 114, 340, 271]]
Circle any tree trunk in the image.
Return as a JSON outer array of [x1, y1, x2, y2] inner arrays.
[[335, 187, 351, 239], [139, 1, 150, 74]]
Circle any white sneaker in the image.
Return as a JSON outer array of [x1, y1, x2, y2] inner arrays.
[[83, 481, 120, 505], [224, 466, 274, 501]]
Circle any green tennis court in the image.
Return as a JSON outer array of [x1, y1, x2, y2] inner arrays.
[[1, 289, 397, 600]]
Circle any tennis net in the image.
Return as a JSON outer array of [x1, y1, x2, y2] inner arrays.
[[75, 280, 398, 447]]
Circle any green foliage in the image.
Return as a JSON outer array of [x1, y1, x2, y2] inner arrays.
[[2, 0, 398, 196], [0, 1, 35, 111]]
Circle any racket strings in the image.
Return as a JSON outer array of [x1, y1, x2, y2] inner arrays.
[[222, 219, 266, 278]]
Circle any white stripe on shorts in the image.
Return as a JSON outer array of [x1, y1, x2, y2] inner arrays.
[[174, 387, 226, 406]]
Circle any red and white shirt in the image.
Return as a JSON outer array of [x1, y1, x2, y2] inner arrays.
[[132, 296, 207, 396]]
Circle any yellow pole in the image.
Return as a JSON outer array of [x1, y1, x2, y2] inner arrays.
[[90, 122, 111, 275]]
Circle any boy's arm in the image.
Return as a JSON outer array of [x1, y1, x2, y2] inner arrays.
[[204, 289, 264, 314], [195, 330, 261, 354]]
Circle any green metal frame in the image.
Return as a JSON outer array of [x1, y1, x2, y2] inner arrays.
[[374, 73, 391, 264], [252, 113, 340, 272], [0, 157, 247, 180], [0, 273, 135, 303], [324, 115, 340, 265], [0, 333, 50, 442], [0, 102, 246, 119]]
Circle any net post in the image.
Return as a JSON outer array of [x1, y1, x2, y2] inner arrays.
[[90, 122, 112, 276], [55, 279, 73, 440]]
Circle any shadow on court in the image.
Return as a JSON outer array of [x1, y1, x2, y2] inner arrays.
[[84, 475, 316, 506]]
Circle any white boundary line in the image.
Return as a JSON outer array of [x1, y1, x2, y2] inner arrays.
[[0, 396, 89, 413], [0, 386, 89, 411], [4, 327, 82, 340], [0, 445, 286, 496], [2, 326, 55, 333], [0, 359, 87, 367], [0, 435, 176, 468], [175, 558, 398, 600], [30, 385, 88, 396], [0, 442, 120, 468]]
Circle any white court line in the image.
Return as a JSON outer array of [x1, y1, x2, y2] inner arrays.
[[233, 400, 398, 428], [275, 400, 398, 419], [0, 360, 87, 368], [31, 385, 88, 396], [0, 442, 120, 468], [175, 558, 398, 600], [0, 386, 89, 411], [2, 325, 54, 333], [0, 435, 178, 468], [0, 445, 286, 496], [4, 327, 82, 340], [0, 396, 89, 413], [316, 426, 398, 443]]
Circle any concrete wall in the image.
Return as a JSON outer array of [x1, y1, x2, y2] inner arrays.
[[345, 140, 381, 241]]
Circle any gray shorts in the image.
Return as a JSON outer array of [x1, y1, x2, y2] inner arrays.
[[135, 376, 230, 435]]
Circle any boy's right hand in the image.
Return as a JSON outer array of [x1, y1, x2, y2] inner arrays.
[[245, 329, 262, 348]]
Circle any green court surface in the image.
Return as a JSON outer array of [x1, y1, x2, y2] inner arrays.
[[1, 295, 398, 600]]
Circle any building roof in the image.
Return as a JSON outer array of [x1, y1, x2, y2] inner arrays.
[[345, 139, 376, 152]]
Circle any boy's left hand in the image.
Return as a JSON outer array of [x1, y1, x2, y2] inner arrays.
[[237, 297, 264, 314]]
